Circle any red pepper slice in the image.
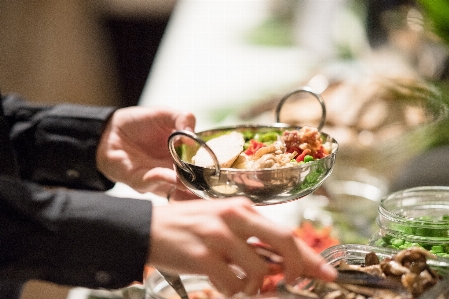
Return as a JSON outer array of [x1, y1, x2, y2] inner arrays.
[[295, 148, 311, 162], [313, 146, 329, 159], [244, 139, 266, 156]]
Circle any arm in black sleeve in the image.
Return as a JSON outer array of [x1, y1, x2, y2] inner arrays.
[[2, 94, 116, 190], [0, 175, 152, 289]]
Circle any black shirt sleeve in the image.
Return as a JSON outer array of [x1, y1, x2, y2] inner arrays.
[[2, 94, 116, 190], [0, 175, 152, 289], [0, 94, 153, 289]]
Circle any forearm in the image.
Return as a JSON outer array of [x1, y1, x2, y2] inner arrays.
[[0, 175, 152, 288], [2, 94, 116, 190]]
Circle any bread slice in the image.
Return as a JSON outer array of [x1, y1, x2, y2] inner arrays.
[[192, 131, 245, 168]]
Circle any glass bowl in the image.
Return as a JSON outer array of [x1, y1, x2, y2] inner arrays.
[[281, 244, 449, 299], [322, 165, 389, 244], [370, 186, 449, 257], [318, 244, 449, 271]]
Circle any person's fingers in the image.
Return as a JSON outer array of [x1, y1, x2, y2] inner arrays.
[[200, 257, 248, 297], [168, 188, 198, 201], [283, 237, 336, 283], [173, 111, 196, 132], [150, 202, 248, 296], [220, 198, 337, 283], [188, 236, 269, 296], [199, 228, 270, 295], [153, 244, 248, 297], [133, 167, 193, 196], [180, 198, 273, 294], [251, 228, 335, 283], [122, 167, 177, 195], [150, 197, 335, 296], [221, 242, 270, 295]]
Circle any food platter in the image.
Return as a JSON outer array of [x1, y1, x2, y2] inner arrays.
[[168, 87, 339, 205]]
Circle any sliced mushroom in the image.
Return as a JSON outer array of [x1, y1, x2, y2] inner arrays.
[[365, 252, 380, 266]]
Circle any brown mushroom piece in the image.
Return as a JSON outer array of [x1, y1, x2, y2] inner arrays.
[[401, 270, 439, 298], [338, 260, 384, 277], [394, 247, 436, 263], [394, 247, 434, 274], [380, 259, 410, 277], [291, 248, 443, 299], [365, 251, 380, 266]]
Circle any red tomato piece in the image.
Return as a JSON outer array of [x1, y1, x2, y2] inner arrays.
[[244, 139, 266, 156], [295, 148, 311, 162]]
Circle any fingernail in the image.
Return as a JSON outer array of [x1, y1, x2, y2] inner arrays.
[[232, 292, 247, 299]]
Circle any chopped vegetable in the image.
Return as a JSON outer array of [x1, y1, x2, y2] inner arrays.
[[295, 148, 311, 163], [261, 221, 340, 293], [244, 139, 266, 155], [304, 155, 314, 163], [293, 221, 340, 253], [374, 214, 449, 255], [238, 126, 331, 169]]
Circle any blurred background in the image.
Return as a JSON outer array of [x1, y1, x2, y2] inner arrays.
[[0, 0, 176, 107], [2, 0, 449, 298], [0, 1, 177, 298]]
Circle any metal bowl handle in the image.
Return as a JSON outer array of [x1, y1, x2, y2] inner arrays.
[[168, 130, 221, 179], [275, 86, 327, 131]]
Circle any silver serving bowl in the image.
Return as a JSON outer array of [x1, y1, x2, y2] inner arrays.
[[168, 88, 339, 205]]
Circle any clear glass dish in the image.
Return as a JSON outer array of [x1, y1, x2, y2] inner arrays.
[[370, 186, 449, 257], [281, 244, 449, 299]]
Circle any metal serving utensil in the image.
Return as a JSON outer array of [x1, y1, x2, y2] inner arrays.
[[157, 191, 190, 299], [335, 269, 405, 291], [157, 270, 190, 299]]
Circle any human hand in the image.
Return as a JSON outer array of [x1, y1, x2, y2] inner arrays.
[[96, 106, 197, 198], [148, 197, 337, 296]]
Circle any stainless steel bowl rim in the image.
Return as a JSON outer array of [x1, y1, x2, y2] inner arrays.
[[169, 124, 338, 175]]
